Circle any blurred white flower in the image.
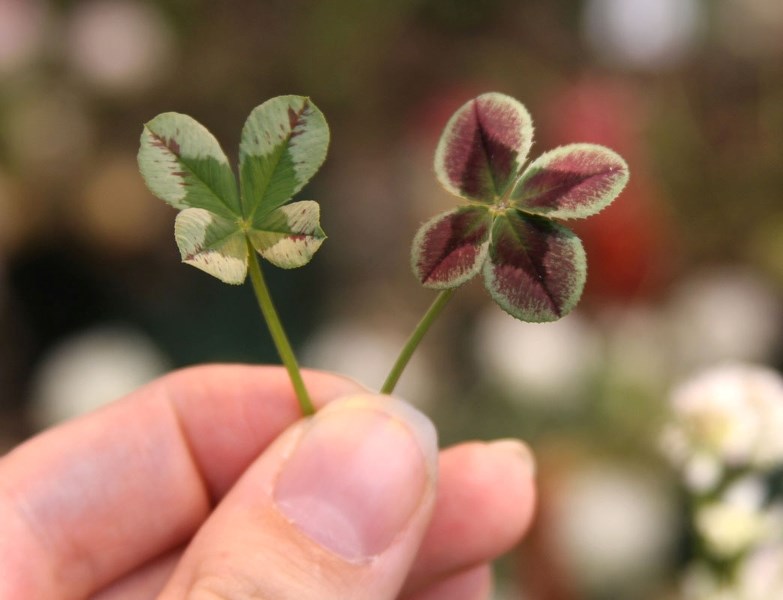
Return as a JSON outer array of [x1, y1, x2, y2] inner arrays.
[[0, 0, 48, 77], [474, 308, 600, 409], [31, 325, 169, 428], [550, 462, 676, 591], [737, 543, 783, 599], [662, 363, 783, 470], [682, 544, 783, 599], [680, 563, 734, 600], [302, 319, 434, 405], [695, 476, 778, 558], [667, 268, 783, 371], [684, 452, 723, 493], [65, 0, 174, 94], [583, 0, 703, 70], [658, 431, 723, 491], [697, 501, 761, 557]]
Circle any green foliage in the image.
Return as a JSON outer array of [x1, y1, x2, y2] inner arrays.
[[138, 95, 329, 284]]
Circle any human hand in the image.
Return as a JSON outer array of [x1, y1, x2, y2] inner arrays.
[[0, 365, 536, 599]]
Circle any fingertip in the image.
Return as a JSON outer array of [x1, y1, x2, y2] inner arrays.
[[407, 439, 537, 591], [274, 393, 438, 561], [486, 438, 536, 479], [316, 393, 439, 469], [160, 364, 369, 411], [162, 392, 440, 599], [157, 364, 371, 499]]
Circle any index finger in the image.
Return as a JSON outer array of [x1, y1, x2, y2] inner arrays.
[[0, 365, 364, 600]]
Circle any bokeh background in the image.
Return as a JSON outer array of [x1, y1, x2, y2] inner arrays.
[[1, 0, 782, 597]]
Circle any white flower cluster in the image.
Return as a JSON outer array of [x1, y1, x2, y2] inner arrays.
[[549, 463, 676, 592], [662, 363, 783, 598], [661, 363, 783, 490], [694, 476, 783, 559], [682, 544, 783, 600]]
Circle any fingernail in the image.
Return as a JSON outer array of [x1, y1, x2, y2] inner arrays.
[[273, 394, 438, 561], [488, 439, 536, 478]]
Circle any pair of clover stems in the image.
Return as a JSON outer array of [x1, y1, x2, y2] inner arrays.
[[138, 92, 629, 414]]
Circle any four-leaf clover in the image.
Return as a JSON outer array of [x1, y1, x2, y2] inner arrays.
[[412, 92, 629, 322], [138, 95, 329, 284]]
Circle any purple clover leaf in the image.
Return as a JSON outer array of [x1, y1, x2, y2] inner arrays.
[[412, 92, 629, 322]]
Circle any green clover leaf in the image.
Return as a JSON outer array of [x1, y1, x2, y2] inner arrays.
[[138, 95, 329, 284], [412, 92, 629, 322]]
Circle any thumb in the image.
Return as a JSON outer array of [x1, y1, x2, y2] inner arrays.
[[160, 394, 439, 600]]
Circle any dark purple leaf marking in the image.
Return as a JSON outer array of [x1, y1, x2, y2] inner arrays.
[[514, 145, 628, 218], [414, 207, 490, 288], [287, 101, 309, 138], [485, 212, 585, 321], [441, 95, 527, 201], [150, 133, 181, 157]]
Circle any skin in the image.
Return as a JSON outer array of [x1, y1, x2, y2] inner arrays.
[[0, 365, 536, 599]]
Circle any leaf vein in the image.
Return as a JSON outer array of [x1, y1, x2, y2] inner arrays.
[[148, 129, 237, 217], [244, 102, 308, 221]]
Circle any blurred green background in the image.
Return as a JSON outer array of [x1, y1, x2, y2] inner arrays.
[[0, 0, 782, 598]]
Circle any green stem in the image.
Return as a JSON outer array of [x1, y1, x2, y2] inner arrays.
[[246, 238, 315, 416], [381, 289, 456, 395]]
